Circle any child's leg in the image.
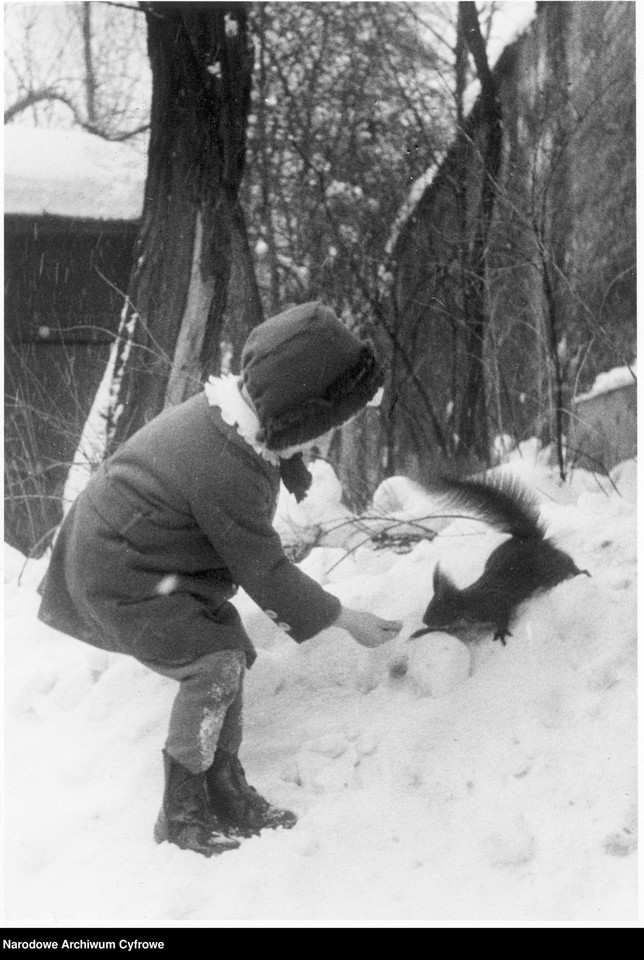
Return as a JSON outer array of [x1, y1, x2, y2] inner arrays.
[[206, 666, 297, 837], [140, 649, 247, 856], [142, 648, 295, 846], [143, 649, 245, 774], [215, 674, 244, 756]]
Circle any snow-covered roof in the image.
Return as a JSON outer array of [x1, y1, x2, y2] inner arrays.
[[3, 125, 145, 222], [575, 359, 637, 405]]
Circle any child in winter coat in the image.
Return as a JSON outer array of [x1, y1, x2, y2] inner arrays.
[[38, 302, 401, 857]]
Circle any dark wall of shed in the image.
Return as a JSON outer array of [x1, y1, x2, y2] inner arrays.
[[4, 217, 138, 556], [571, 383, 636, 472]]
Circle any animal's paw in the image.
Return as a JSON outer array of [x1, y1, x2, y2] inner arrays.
[[493, 628, 512, 646]]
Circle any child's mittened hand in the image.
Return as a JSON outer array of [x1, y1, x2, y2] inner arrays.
[[335, 607, 403, 648]]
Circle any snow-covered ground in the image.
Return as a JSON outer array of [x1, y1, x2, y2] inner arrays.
[[3, 450, 637, 926]]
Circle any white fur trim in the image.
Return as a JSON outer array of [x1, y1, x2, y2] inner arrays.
[[204, 375, 281, 466], [204, 374, 323, 463]]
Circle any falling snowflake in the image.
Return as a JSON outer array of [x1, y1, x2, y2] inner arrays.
[[224, 14, 239, 37]]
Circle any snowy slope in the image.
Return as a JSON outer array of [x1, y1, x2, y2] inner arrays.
[[3, 453, 637, 925]]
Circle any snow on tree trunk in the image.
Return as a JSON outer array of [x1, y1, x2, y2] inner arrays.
[[107, 2, 261, 452]]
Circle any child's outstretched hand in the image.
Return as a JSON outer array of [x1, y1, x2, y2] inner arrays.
[[334, 607, 403, 648]]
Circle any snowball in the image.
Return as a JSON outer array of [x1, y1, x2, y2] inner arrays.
[[406, 632, 472, 697]]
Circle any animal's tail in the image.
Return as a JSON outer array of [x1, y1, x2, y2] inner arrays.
[[426, 472, 546, 540]]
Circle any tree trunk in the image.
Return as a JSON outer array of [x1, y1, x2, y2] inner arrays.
[[82, 3, 97, 126], [455, 1, 502, 461], [107, 1, 261, 451]]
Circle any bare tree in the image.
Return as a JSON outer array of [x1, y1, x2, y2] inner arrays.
[[389, 0, 635, 483], [455, 1, 502, 460], [81, 1, 98, 126], [106, 2, 262, 450], [243, 1, 457, 498], [4, 1, 150, 140]]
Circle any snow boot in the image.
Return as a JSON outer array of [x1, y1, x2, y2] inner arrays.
[[154, 750, 241, 857], [206, 750, 297, 838]]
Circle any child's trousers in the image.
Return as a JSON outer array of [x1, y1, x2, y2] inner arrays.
[[141, 649, 246, 774]]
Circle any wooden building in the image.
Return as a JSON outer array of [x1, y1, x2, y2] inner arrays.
[[4, 126, 145, 556]]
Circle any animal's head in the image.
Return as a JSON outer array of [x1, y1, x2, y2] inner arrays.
[[410, 565, 463, 638]]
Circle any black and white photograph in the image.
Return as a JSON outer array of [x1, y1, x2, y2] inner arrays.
[[3, 0, 637, 929]]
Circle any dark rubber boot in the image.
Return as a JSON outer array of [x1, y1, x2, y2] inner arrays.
[[154, 750, 241, 857], [207, 750, 297, 838]]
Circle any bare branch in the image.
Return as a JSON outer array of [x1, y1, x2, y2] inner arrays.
[[4, 86, 149, 140], [4, 88, 67, 123]]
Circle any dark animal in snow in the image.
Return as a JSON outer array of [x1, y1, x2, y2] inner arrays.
[[411, 474, 590, 645]]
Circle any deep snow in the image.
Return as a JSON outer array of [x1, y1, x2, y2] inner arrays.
[[3, 449, 638, 926]]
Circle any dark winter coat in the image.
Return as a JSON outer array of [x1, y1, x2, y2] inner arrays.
[[37, 392, 341, 667]]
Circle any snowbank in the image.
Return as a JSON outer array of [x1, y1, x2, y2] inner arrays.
[[3, 459, 637, 925]]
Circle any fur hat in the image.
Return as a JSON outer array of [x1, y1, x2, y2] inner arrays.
[[241, 301, 384, 451]]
